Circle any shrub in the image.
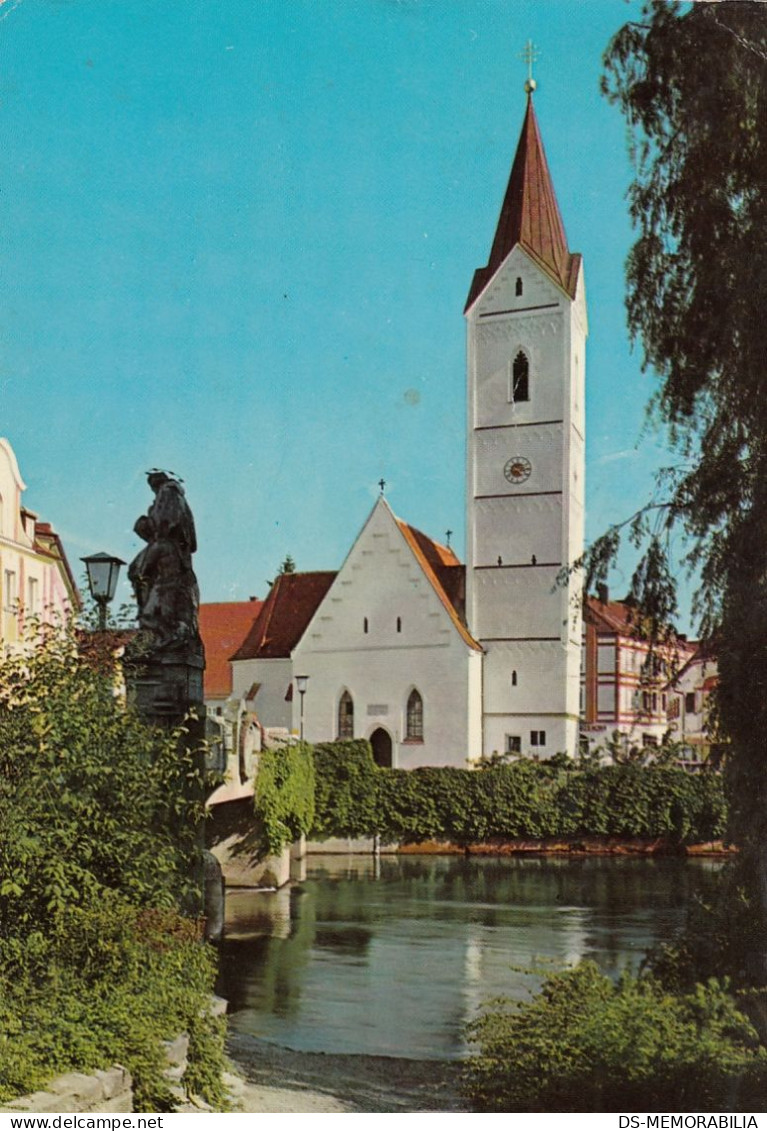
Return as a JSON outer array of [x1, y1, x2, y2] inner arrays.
[[0, 625, 210, 933], [463, 962, 767, 1112], [0, 624, 226, 1109], [311, 740, 379, 838], [309, 743, 728, 847], [253, 740, 315, 855], [0, 897, 225, 1110]]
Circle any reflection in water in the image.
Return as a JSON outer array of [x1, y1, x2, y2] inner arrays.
[[217, 854, 722, 1060]]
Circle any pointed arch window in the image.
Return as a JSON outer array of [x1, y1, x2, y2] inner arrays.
[[406, 689, 423, 741], [511, 670, 518, 687], [338, 690, 354, 739], [511, 350, 530, 403], [515, 277, 523, 297]]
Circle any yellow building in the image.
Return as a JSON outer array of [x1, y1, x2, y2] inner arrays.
[[0, 438, 80, 650]]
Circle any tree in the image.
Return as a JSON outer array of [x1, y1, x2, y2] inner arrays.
[[0, 622, 208, 931], [601, 1, 767, 980]]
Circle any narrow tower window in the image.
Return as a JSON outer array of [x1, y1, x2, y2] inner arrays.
[[338, 690, 354, 739], [512, 351, 530, 403], [396, 616, 402, 633], [515, 277, 523, 297], [406, 689, 424, 740], [511, 670, 518, 687], [363, 617, 368, 634]]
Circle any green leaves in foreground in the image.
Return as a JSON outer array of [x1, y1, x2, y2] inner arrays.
[[463, 962, 767, 1112]]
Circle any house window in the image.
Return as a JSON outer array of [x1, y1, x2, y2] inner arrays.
[[506, 734, 521, 754], [530, 730, 546, 747], [515, 277, 523, 297], [406, 689, 423, 740], [685, 692, 696, 714], [3, 569, 17, 640], [511, 350, 530, 403], [511, 670, 518, 687], [338, 690, 354, 739], [27, 577, 39, 618]]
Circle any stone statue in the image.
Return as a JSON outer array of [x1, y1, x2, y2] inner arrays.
[[128, 470, 201, 652]]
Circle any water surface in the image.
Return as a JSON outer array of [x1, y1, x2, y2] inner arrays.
[[217, 853, 722, 1060]]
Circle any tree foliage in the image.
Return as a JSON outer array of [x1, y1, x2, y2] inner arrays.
[[0, 624, 209, 931], [601, 1, 767, 977], [0, 623, 226, 1108], [253, 740, 315, 855], [462, 962, 767, 1112], [310, 741, 726, 847]]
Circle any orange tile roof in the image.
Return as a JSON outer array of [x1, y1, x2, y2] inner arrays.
[[466, 94, 580, 310], [199, 600, 263, 698], [396, 519, 481, 652], [230, 572, 336, 661]]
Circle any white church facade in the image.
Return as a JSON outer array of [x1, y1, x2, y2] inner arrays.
[[222, 90, 586, 768]]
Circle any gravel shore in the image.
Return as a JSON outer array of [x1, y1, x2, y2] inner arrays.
[[225, 1032, 470, 1113]]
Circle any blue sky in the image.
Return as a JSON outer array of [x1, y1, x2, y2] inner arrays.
[[0, 0, 682, 618]]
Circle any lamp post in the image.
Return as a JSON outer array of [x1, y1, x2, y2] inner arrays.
[[295, 674, 309, 742], [81, 552, 126, 631]]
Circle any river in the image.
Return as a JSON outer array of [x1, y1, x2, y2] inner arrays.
[[217, 853, 723, 1061]]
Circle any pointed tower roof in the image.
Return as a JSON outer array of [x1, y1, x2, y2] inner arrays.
[[466, 94, 581, 310]]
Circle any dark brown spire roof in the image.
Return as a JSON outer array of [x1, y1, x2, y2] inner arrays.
[[466, 95, 580, 310]]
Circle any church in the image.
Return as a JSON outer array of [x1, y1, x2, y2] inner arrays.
[[216, 86, 586, 769]]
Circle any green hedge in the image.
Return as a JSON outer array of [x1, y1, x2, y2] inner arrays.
[[310, 742, 728, 846], [254, 740, 316, 855]]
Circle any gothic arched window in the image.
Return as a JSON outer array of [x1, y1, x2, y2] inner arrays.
[[512, 350, 530, 403], [406, 689, 423, 741], [338, 690, 354, 739], [515, 277, 523, 297]]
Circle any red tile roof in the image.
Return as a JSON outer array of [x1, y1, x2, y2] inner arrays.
[[466, 95, 580, 310], [230, 572, 337, 661], [33, 521, 82, 609], [396, 519, 480, 652], [199, 600, 263, 698]]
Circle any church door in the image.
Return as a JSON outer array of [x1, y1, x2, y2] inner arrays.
[[370, 727, 393, 768]]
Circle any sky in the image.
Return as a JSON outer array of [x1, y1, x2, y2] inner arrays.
[[0, 0, 686, 619]]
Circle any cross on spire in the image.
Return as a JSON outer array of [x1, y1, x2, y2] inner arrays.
[[519, 39, 539, 94], [445, 529, 453, 548], [378, 478, 386, 495]]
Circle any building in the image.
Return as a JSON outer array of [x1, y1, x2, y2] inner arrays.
[[204, 87, 587, 768], [0, 438, 80, 651], [579, 589, 712, 759], [464, 91, 585, 760]]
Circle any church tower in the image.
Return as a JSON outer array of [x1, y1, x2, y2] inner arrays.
[[465, 85, 586, 759]]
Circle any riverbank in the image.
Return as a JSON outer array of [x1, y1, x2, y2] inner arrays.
[[225, 1033, 469, 1113]]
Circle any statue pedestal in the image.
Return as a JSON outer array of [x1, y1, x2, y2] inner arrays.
[[131, 644, 205, 732]]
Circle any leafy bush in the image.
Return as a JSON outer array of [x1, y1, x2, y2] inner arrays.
[[463, 962, 767, 1112], [0, 624, 226, 1109], [310, 742, 728, 846], [0, 625, 208, 932], [0, 898, 225, 1110], [311, 739, 379, 838], [253, 740, 315, 855]]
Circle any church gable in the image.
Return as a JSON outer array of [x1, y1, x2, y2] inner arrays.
[[295, 498, 479, 656], [472, 246, 565, 320]]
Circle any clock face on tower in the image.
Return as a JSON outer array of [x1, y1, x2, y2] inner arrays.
[[503, 455, 532, 485]]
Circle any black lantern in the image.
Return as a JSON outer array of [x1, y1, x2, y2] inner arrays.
[[295, 674, 309, 741], [81, 552, 126, 630]]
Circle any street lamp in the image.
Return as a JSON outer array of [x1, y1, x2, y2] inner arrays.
[[295, 674, 309, 741], [81, 552, 126, 631]]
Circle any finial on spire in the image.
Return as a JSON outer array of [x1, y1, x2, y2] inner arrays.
[[520, 39, 539, 94], [446, 529, 453, 549]]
